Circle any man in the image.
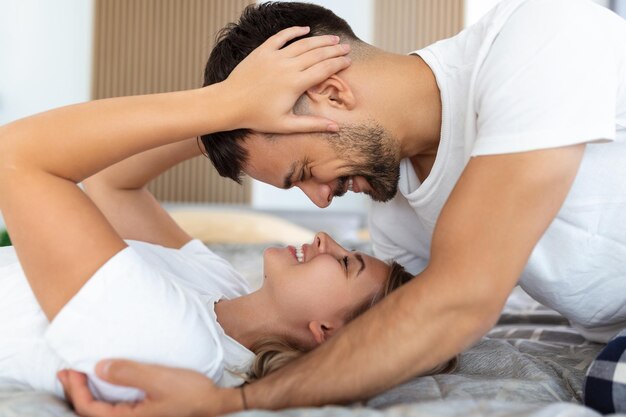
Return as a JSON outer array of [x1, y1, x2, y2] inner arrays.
[[61, 0, 626, 415]]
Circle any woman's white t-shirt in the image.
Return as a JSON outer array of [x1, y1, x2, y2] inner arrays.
[[370, 0, 626, 342], [0, 239, 254, 402]]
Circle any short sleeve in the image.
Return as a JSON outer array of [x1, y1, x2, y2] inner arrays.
[[369, 210, 428, 276], [472, 0, 618, 156], [44, 247, 222, 403], [179, 239, 251, 297]]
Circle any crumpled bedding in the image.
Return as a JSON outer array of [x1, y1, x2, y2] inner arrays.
[[1, 243, 623, 417]]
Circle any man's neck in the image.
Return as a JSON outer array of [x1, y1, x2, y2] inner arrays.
[[364, 52, 442, 161]]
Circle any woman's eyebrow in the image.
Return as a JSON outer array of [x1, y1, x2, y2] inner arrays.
[[355, 254, 366, 276]]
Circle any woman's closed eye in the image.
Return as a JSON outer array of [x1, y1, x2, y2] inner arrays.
[[341, 256, 349, 273]]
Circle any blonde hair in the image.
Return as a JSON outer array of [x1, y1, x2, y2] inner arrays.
[[246, 261, 458, 382]]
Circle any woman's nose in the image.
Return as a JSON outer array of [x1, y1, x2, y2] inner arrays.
[[315, 232, 327, 253], [314, 232, 346, 257]]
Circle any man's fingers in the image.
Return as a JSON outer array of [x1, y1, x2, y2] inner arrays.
[[57, 370, 73, 404], [301, 56, 352, 87], [65, 370, 119, 417], [96, 359, 171, 395], [296, 43, 350, 71], [264, 26, 310, 50], [283, 34, 341, 57]]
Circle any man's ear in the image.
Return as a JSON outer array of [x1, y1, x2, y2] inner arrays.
[[308, 320, 340, 345], [305, 75, 356, 111]]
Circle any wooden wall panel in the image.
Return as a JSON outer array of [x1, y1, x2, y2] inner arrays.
[[92, 0, 254, 204], [374, 0, 464, 53]]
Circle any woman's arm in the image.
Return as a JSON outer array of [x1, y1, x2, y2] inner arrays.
[[0, 27, 351, 321], [82, 138, 201, 249]]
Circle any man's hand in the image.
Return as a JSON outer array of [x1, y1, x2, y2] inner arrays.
[[58, 360, 242, 417]]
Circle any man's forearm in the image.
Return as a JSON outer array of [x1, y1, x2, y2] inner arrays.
[[242, 146, 587, 410], [244, 269, 499, 409]]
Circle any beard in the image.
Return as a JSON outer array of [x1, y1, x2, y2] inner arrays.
[[325, 122, 401, 202]]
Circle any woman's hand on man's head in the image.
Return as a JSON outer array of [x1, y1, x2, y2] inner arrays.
[[58, 360, 243, 417], [219, 26, 351, 134]]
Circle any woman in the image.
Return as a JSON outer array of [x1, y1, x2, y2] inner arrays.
[[0, 27, 446, 405]]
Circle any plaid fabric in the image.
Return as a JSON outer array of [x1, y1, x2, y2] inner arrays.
[[584, 328, 626, 414]]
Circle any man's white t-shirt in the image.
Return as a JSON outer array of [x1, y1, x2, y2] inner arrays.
[[0, 239, 254, 402], [370, 0, 626, 343]]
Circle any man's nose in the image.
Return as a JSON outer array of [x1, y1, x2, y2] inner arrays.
[[298, 182, 333, 208]]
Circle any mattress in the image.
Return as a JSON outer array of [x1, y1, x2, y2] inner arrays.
[[0, 242, 621, 417]]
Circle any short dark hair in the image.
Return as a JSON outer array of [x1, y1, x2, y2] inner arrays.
[[200, 2, 359, 183]]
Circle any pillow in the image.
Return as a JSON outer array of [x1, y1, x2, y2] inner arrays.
[[169, 210, 316, 245]]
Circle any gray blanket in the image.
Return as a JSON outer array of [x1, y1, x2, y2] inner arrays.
[[1, 243, 622, 417]]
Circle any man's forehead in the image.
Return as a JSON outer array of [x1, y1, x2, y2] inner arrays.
[[242, 131, 336, 187], [242, 137, 300, 186], [244, 159, 300, 190], [243, 132, 304, 158], [249, 131, 318, 143], [243, 132, 318, 165]]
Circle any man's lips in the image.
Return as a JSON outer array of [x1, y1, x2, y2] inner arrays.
[[346, 176, 363, 193], [287, 246, 298, 260], [334, 176, 368, 198]]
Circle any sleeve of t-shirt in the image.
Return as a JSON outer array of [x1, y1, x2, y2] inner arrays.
[[179, 239, 252, 298], [471, 0, 618, 156], [44, 247, 222, 403], [369, 210, 428, 276]]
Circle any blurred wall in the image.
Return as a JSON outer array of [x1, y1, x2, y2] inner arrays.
[[92, 0, 254, 205], [0, 0, 93, 125], [0, 0, 93, 229]]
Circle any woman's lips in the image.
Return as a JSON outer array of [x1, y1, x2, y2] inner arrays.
[[288, 245, 298, 260]]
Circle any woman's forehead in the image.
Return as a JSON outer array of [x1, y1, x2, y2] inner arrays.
[[360, 254, 390, 284]]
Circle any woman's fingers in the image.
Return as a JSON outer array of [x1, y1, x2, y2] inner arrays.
[[295, 43, 351, 71], [263, 26, 311, 50], [282, 34, 341, 57], [282, 115, 340, 134], [222, 26, 351, 134], [300, 56, 352, 87]]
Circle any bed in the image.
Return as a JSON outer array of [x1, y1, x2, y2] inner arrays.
[[0, 238, 621, 417]]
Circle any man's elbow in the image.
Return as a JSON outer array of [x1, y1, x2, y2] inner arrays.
[[465, 301, 502, 339], [420, 268, 508, 343], [437, 294, 502, 356]]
